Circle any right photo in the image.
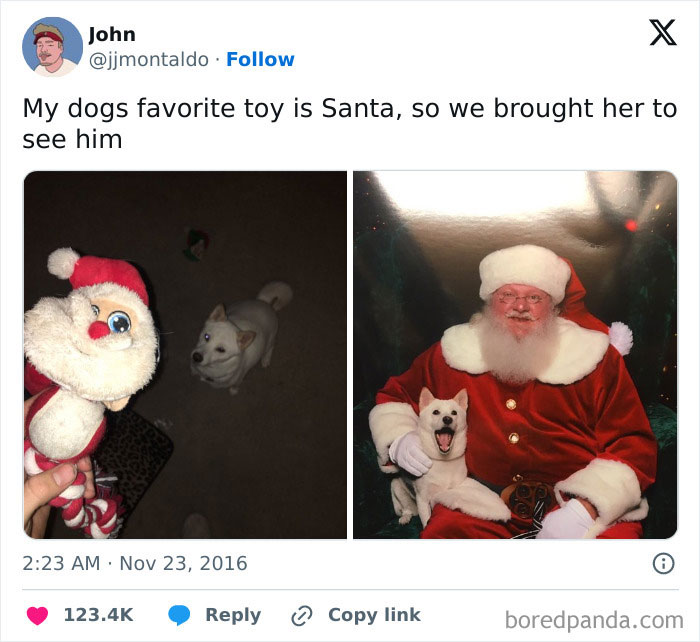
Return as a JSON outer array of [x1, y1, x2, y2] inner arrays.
[[354, 171, 677, 540]]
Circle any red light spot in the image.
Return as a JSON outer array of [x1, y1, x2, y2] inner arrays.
[[624, 219, 638, 232]]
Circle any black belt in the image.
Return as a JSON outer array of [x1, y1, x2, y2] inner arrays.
[[467, 474, 506, 495]]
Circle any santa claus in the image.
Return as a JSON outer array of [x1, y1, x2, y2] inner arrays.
[[369, 244, 657, 539]]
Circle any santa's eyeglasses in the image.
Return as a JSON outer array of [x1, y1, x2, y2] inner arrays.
[[497, 293, 544, 305]]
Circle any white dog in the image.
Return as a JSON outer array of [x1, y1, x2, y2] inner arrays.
[[191, 282, 292, 395], [391, 387, 510, 527]]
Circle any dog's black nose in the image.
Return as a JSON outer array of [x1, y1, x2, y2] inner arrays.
[[192, 352, 203, 363], [442, 416, 453, 425]]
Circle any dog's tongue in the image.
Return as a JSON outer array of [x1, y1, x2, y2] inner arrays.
[[436, 431, 453, 453]]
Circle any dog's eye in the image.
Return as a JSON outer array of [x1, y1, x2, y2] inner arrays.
[[216, 347, 226, 353], [107, 311, 131, 333], [204, 333, 210, 342], [451, 410, 457, 415], [432, 409, 440, 415], [91, 304, 99, 317]]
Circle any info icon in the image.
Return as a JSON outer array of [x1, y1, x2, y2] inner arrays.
[[652, 553, 675, 575]]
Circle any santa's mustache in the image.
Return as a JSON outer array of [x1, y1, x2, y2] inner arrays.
[[505, 310, 535, 320]]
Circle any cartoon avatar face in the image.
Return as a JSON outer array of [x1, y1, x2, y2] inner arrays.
[[35, 36, 63, 67]]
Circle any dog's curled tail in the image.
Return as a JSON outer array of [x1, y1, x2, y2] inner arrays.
[[257, 281, 293, 312]]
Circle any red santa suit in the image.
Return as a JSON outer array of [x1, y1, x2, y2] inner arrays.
[[369, 246, 657, 539]]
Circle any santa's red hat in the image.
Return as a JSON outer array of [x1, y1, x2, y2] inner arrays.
[[479, 244, 633, 356], [47, 248, 149, 306]]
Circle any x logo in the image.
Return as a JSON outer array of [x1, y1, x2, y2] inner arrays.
[[650, 19, 677, 46]]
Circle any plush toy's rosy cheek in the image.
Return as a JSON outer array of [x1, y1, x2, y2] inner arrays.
[[88, 320, 110, 340]]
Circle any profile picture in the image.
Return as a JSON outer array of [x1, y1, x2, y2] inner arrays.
[[354, 171, 676, 540], [22, 17, 82, 77]]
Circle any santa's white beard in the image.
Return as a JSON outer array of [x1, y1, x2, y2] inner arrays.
[[24, 290, 158, 401], [475, 306, 560, 385]]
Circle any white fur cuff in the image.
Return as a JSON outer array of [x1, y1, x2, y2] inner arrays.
[[554, 458, 648, 538], [432, 477, 512, 522], [368, 402, 418, 472]]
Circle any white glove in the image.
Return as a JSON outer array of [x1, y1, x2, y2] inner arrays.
[[536, 499, 594, 539], [388, 431, 432, 477]]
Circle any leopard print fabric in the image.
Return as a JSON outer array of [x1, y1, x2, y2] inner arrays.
[[94, 409, 174, 517]]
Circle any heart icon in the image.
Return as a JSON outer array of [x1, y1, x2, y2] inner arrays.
[[27, 607, 48, 625]]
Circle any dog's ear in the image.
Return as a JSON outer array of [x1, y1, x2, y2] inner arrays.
[[208, 304, 227, 322], [418, 387, 434, 412], [453, 388, 468, 411], [237, 330, 256, 351]]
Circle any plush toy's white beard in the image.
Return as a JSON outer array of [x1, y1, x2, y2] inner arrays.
[[475, 306, 560, 385], [24, 289, 158, 401]]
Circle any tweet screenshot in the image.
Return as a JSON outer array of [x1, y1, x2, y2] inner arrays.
[[1, 1, 698, 640]]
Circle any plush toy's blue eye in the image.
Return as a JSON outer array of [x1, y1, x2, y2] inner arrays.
[[91, 304, 99, 316], [108, 311, 131, 333], [204, 333, 210, 342]]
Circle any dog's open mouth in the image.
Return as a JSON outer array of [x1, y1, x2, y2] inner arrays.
[[434, 427, 455, 454]]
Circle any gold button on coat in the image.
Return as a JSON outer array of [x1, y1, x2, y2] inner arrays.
[[508, 432, 520, 444], [512, 474, 523, 482], [506, 399, 517, 410]]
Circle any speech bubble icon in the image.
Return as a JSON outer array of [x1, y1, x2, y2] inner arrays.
[[168, 605, 190, 626]]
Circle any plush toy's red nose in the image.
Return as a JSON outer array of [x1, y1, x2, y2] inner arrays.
[[88, 321, 110, 340]]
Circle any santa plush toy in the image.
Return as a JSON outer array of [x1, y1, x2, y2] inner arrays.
[[24, 248, 158, 538]]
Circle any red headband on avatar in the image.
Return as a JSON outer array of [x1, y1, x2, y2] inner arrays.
[[33, 31, 63, 44]]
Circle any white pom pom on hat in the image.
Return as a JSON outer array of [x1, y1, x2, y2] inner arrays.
[[608, 321, 633, 356], [479, 244, 571, 304], [47, 248, 80, 280]]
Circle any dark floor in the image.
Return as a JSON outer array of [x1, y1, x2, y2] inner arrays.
[[24, 172, 347, 538]]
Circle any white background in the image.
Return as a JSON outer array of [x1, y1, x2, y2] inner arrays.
[[1, 1, 698, 641]]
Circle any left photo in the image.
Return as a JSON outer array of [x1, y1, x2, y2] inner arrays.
[[23, 171, 347, 539]]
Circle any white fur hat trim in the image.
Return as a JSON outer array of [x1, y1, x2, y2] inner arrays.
[[479, 244, 571, 304], [47, 248, 80, 279]]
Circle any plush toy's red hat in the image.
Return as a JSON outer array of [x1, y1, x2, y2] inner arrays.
[[47, 248, 149, 306]]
